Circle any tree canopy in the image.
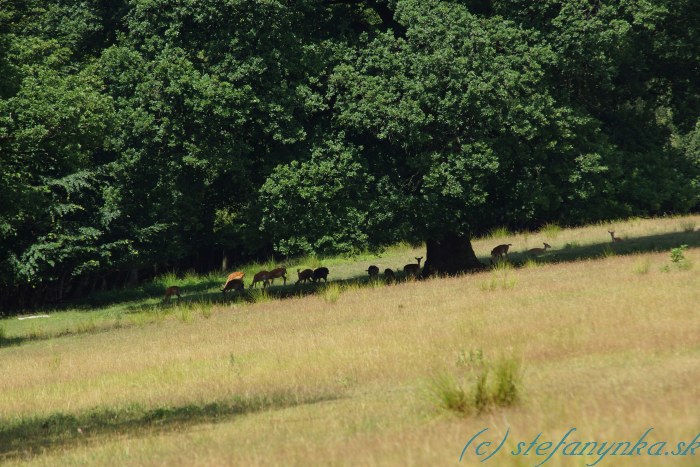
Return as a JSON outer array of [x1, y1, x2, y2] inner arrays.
[[1, 0, 698, 310]]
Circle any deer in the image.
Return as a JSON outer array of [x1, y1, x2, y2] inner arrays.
[[527, 243, 551, 255], [403, 257, 423, 278], [163, 286, 181, 303], [490, 244, 512, 264], [312, 267, 329, 283], [251, 270, 270, 288], [384, 268, 396, 282], [366, 265, 379, 278], [221, 279, 244, 295], [296, 268, 313, 285], [608, 231, 624, 243], [221, 271, 245, 293], [267, 267, 287, 286]]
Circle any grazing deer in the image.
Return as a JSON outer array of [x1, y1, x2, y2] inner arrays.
[[490, 244, 512, 263], [163, 286, 181, 303], [296, 268, 313, 285], [384, 268, 396, 282], [367, 265, 379, 278], [403, 257, 423, 278], [312, 267, 329, 283], [222, 271, 245, 293], [221, 279, 244, 295], [251, 270, 270, 288], [267, 267, 287, 286], [527, 243, 551, 255], [608, 231, 624, 243]]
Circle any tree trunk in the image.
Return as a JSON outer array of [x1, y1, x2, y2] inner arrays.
[[221, 250, 228, 272], [127, 267, 139, 287], [422, 233, 485, 277]]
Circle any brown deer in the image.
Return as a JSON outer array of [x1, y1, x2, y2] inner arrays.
[[221, 279, 244, 295], [608, 231, 624, 243], [221, 271, 245, 293], [251, 270, 270, 288], [403, 257, 423, 278], [312, 267, 329, 283], [296, 268, 313, 285], [367, 265, 379, 278], [267, 267, 287, 286], [384, 268, 396, 282], [163, 286, 181, 303], [527, 243, 551, 255], [490, 244, 512, 263]]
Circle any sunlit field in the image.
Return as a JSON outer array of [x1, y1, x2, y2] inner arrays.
[[1, 215, 699, 466]]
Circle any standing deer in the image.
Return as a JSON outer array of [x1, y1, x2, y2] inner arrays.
[[296, 268, 313, 285], [163, 286, 181, 303], [267, 267, 287, 286], [251, 270, 270, 288], [527, 243, 551, 255], [384, 268, 396, 282], [608, 231, 624, 243], [403, 257, 423, 278], [312, 267, 329, 283], [490, 244, 512, 264], [367, 265, 379, 278]]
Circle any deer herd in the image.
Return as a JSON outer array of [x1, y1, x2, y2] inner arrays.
[[163, 230, 625, 303]]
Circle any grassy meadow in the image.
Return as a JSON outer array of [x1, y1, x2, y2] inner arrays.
[[1, 215, 699, 466]]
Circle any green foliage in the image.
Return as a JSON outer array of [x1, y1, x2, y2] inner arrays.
[[670, 245, 688, 263], [1, 0, 699, 311], [259, 137, 374, 256]]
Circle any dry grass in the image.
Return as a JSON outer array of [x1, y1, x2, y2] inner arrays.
[[1, 215, 699, 466]]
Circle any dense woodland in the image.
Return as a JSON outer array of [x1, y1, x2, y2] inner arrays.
[[1, 0, 699, 312]]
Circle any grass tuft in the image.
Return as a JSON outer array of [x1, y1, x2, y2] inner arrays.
[[487, 226, 511, 240], [601, 246, 617, 258], [540, 223, 562, 239], [679, 220, 696, 233], [322, 283, 343, 304], [633, 258, 650, 275], [430, 355, 521, 415], [480, 262, 516, 291]]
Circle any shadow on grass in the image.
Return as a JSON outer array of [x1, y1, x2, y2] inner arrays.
[[69, 276, 223, 311], [0, 335, 31, 348], [0, 391, 340, 461], [502, 230, 700, 267]]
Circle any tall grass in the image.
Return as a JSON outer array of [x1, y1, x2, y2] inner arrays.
[[679, 220, 696, 233], [322, 283, 343, 303], [480, 261, 516, 291], [430, 356, 521, 415], [539, 222, 562, 239], [486, 226, 511, 239]]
